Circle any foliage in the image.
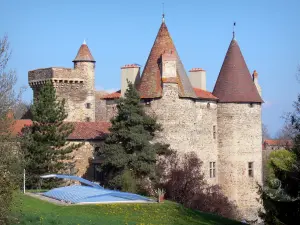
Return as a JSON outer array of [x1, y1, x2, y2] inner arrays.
[[20, 81, 81, 189], [161, 151, 238, 220], [121, 169, 137, 193], [0, 35, 24, 225], [266, 149, 296, 184], [260, 94, 300, 224], [12, 192, 243, 225], [97, 81, 171, 192]]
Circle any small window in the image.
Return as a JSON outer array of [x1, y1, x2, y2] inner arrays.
[[144, 99, 152, 106], [207, 103, 210, 108], [86, 103, 91, 109], [248, 162, 254, 177], [86, 117, 91, 122], [213, 126, 216, 139], [210, 162, 216, 178]]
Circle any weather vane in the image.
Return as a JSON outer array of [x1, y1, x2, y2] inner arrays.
[[162, 3, 165, 22], [233, 22, 236, 39]]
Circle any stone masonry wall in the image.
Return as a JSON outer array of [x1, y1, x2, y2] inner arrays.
[[70, 140, 103, 179], [28, 63, 95, 122], [144, 83, 218, 184], [217, 103, 263, 221]]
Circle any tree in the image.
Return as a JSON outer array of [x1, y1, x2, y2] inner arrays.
[[260, 94, 300, 224], [21, 81, 81, 189], [262, 123, 271, 142], [96, 81, 171, 192], [0, 35, 24, 225], [162, 151, 238, 219]]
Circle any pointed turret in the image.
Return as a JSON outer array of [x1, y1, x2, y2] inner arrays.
[[213, 37, 263, 103], [138, 20, 196, 98], [73, 40, 95, 62]]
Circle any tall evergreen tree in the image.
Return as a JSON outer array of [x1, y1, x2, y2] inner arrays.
[[21, 81, 81, 189], [97, 81, 171, 192], [260, 94, 300, 224]]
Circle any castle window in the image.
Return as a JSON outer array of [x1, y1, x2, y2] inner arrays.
[[144, 99, 152, 106], [248, 162, 254, 177], [210, 162, 216, 178], [86, 103, 91, 109], [207, 103, 210, 108], [213, 125, 216, 139], [86, 117, 91, 122]]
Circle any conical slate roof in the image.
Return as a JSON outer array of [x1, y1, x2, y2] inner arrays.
[[73, 41, 95, 62], [213, 38, 263, 103], [137, 21, 197, 99]]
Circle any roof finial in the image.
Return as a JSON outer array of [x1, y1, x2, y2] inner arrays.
[[233, 22, 236, 39], [83, 39, 87, 45], [162, 3, 165, 23]]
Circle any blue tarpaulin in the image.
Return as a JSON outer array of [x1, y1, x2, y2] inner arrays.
[[40, 174, 153, 204]]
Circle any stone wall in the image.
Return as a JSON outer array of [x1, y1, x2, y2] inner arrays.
[[70, 140, 103, 180], [144, 83, 218, 184], [28, 62, 95, 122], [217, 103, 263, 221]]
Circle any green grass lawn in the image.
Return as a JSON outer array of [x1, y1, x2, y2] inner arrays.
[[12, 192, 243, 225]]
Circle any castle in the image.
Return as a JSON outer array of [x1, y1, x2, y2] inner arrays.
[[27, 17, 263, 221]]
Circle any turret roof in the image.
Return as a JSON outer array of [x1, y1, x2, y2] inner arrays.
[[213, 38, 263, 103], [137, 21, 197, 99], [73, 41, 95, 62]]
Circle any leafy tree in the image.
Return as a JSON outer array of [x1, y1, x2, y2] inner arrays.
[[260, 94, 300, 224], [266, 149, 296, 184], [0, 35, 24, 225], [97, 81, 171, 192], [21, 81, 81, 189]]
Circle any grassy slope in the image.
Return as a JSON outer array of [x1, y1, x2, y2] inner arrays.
[[13, 193, 243, 225]]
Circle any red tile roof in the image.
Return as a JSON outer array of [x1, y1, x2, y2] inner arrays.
[[193, 88, 218, 100], [68, 122, 110, 140], [101, 90, 121, 99], [263, 139, 293, 147], [11, 120, 32, 136], [137, 21, 197, 99], [11, 120, 110, 140], [213, 39, 263, 103], [73, 43, 95, 62]]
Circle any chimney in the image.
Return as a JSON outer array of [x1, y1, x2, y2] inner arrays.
[[189, 68, 206, 90], [161, 50, 177, 79], [252, 70, 262, 97], [121, 64, 140, 96]]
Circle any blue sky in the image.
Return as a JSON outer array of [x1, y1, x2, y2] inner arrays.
[[1, 0, 299, 136]]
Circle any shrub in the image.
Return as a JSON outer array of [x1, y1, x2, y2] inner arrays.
[[161, 151, 238, 219], [121, 169, 137, 193]]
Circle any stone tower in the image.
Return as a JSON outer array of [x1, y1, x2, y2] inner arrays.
[[28, 41, 96, 122], [72, 40, 96, 122], [213, 34, 264, 221]]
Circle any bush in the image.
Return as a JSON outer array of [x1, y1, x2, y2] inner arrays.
[[121, 169, 137, 193], [160, 151, 238, 219]]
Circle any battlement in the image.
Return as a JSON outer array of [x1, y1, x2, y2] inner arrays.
[[29, 78, 84, 88], [28, 67, 87, 88]]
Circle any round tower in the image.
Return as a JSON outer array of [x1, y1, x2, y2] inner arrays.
[[213, 34, 264, 221], [72, 40, 96, 122]]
